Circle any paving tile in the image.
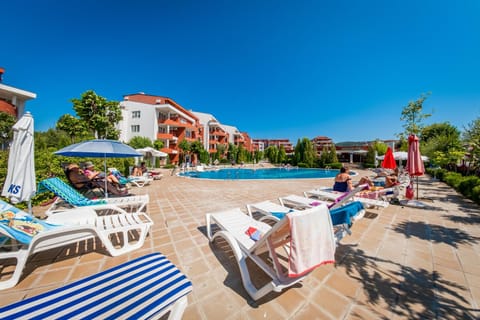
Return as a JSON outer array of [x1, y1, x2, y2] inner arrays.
[[311, 285, 351, 319]]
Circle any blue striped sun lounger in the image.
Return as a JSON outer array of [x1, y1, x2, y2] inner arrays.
[[0, 253, 193, 320]]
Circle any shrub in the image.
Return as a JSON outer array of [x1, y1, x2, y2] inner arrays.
[[472, 185, 480, 204], [327, 162, 343, 169], [458, 176, 480, 199], [443, 172, 463, 189]]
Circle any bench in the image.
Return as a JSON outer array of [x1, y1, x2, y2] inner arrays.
[[0, 253, 192, 319]]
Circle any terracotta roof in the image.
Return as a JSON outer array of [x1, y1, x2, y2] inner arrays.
[[0, 100, 16, 117]]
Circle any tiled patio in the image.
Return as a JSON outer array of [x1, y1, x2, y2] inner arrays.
[[1, 168, 480, 319]]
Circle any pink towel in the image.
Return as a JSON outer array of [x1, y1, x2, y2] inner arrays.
[[287, 205, 336, 277]]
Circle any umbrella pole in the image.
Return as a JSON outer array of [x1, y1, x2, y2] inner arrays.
[[416, 176, 419, 200], [104, 155, 108, 199]]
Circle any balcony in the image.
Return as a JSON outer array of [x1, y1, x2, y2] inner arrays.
[[157, 133, 176, 140], [158, 118, 195, 128], [209, 130, 227, 136], [160, 147, 178, 155]]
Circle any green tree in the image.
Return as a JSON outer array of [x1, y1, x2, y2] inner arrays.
[[178, 139, 191, 164], [227, 143, 238, 163], [319, 146, 329, 167], [71, 90, 122, 139], [421, 122, 460, 144], [56, 114, 91, 143], [400, 93, 432, 138], [216, 143, 227, 160], [35, 129, 71, 151], [463, 118, 480, 170], [0, 112, 16, 150], [421, 122, 462, 165], [294, 138, 303, 165], [128, 136, 153, 149], [153, 139, 164, 150], [265, 145, 279, 164], [329, 144, 338, 163], [277, 145, 287, 164], [365, 140, 388, 166], [294, 138, 316, 167]]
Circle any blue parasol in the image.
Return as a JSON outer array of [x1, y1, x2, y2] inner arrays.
[[54, 139, 141, 198]]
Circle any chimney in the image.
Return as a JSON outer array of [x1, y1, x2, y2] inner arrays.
[[0, 67, 4, 82]]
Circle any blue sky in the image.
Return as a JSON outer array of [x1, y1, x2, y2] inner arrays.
[[2, 0, 479, 143]]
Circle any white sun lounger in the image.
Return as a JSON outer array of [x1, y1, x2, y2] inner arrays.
[[247, 199, 365, 243], [206, 206, 335, 300], [278, 194, 330, 209], [38, 177, 150, 216], [0, 253, 192, 320], [0, 199, 153, 290], [306, 186, 389, 209]]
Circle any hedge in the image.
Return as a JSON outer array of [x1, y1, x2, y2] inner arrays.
[[426, 168, 480, 205]]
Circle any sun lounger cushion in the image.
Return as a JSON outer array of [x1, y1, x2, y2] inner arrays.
[[0, 201, 59, 244], [329, 201, 364, 226], [0, 252, 193, 320], [38, 178, 107, 206]]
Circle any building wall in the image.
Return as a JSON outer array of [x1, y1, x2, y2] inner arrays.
[[0, 68, 36, 119], [118, 93, 201, 164]]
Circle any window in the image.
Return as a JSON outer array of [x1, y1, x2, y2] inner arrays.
[[158, 127, 167, 134], [131, 125, 140, 133], [132, 111, 141, 118]]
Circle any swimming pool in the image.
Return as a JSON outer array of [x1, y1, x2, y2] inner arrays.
[[178, 167, 356, 180]]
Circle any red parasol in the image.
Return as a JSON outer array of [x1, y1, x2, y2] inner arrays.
[[381, 147, 397, 169], [406, 134, 425, 200], [406, 135, 424, 176]]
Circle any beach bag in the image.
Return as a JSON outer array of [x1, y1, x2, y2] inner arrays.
[[405, 183, 414, 200]]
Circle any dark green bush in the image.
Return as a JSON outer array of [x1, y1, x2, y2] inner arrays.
[[327, 162, 343, 169], [458, 176, 480, 199], [444, 172, 463, 189], [472, 185, 480, 204], [297, 162, 309, 168]]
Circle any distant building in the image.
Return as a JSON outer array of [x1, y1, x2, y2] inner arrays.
[[0, 68, 36, 119], [311, 136, 335, 156], [118, 93, 255, 164], [252, 139, 294, 154], [335, 140, 398, 163], [118, 93, 201, 164]]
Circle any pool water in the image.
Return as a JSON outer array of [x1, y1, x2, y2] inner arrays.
[[179, 167, 348, 180]]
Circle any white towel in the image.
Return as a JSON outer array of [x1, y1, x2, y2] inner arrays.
[[287, 205, 336, 277]]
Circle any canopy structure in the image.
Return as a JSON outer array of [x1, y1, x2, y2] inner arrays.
[[136, 147, 167, 167]]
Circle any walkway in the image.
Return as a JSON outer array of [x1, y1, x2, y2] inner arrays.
[[1, 169, 479, 319]]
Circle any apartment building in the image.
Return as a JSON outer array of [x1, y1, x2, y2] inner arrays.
[[252, 139, 294, 154], [193, 112, 255, 153], [192, 111, 227, 153], [311, 136, 335, 156], [118, 93, 201, 164], [0, 68, 36, 119]]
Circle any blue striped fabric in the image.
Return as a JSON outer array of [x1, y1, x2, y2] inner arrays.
[[38, 177, 107, 206], [0, 253, 192, 320]]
